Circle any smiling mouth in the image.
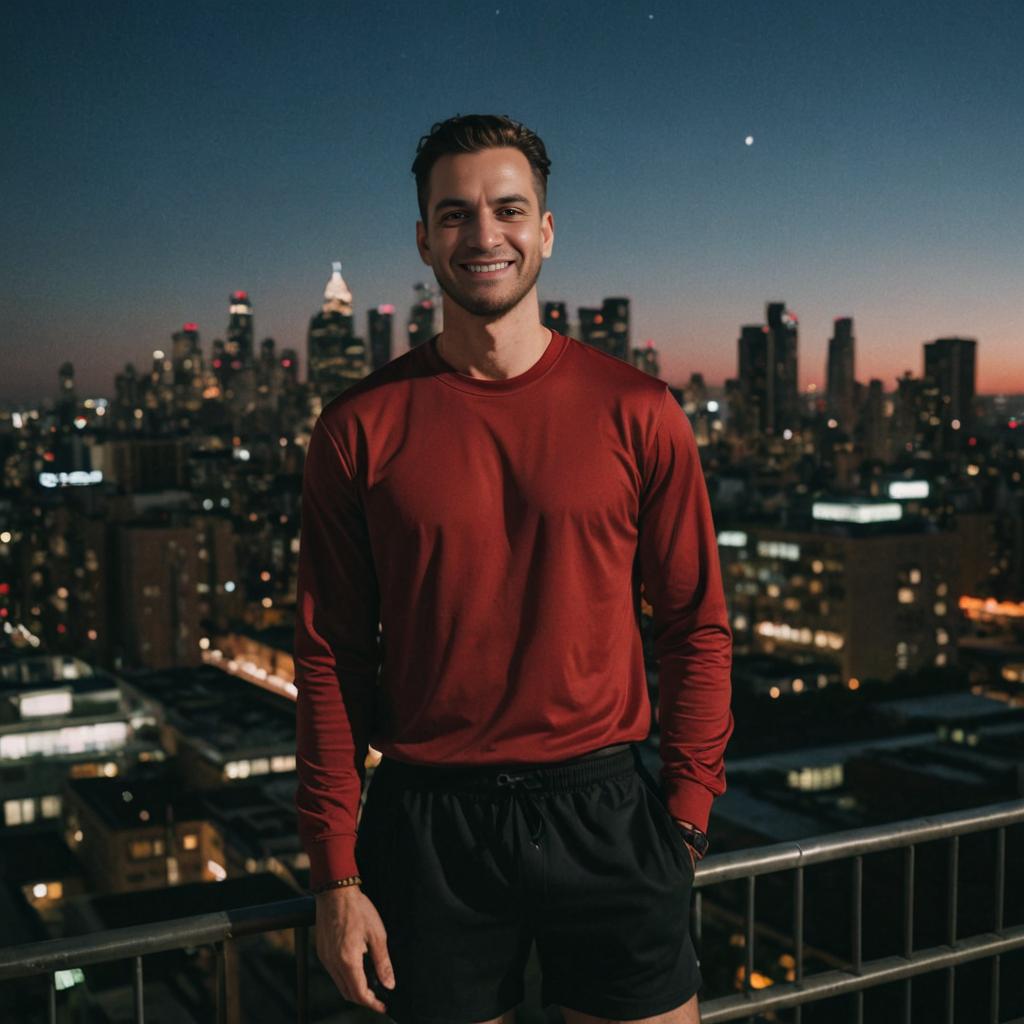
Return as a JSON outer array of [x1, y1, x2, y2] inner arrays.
[[460, 260, 513, 275]]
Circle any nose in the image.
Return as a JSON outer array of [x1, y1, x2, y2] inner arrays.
[[466, 209, 503, 251]]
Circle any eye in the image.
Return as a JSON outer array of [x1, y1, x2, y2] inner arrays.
[[441, 211, 466, 223], [499, 208, 524, 217]]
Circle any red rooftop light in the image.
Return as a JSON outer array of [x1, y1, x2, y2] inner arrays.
[[378, 304, 395, 314], [183, 322, 198, 332], [232, 291, 248, 301]]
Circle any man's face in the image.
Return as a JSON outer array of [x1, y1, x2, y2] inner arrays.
[[416, 147, 554, 319]]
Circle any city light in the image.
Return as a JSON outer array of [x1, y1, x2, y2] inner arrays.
[[888, 480, 930, 500], [812, 501, 902, 524]]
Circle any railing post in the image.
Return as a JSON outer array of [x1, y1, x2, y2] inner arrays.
[[946, 835, 959, 1024], [295, 925, 309, 1024], [991, 827, 1005, 1024], [793, 865, 804, 1024], [132, 955, 144, 1023], [851, 855, 863, 1024], [745, 874, 755, 1002], [903, 844, 914, 1024]]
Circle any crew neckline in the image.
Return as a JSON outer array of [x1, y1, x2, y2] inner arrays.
[[425, 329, 569, 395]]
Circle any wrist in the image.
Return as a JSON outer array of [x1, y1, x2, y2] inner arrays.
[[311, 874, 363, 896], [671, 820, 710, 859]]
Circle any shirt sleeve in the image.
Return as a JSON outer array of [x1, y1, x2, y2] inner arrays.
[[294, 416, 381, 887], [637, 388, 734, 831]]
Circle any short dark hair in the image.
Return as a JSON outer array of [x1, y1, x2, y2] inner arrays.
[[411, 114, 551, 223]]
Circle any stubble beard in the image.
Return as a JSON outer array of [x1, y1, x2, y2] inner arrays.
[[435, 257, 543, 319]]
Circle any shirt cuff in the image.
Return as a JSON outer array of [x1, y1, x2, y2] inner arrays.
[[663, 777, 715, 833], [307, 835, 359, 890]]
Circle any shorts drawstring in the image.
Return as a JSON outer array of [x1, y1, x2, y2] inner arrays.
[[496, 771, 546, 846]]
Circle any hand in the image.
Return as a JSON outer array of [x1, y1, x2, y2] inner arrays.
[[673, 818, 699, 871], [314, 885, 395, 1012]]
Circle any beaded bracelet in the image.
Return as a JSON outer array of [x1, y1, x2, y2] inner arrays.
[[312, 874, 362, 894]]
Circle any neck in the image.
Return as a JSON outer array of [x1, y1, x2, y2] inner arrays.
[[437, 293, 551, 380]]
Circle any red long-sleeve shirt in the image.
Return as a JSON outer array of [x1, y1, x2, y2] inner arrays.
[[294, 330, 733, 887]]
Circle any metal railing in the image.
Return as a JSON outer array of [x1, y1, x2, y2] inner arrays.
[[1, 799, 1022, 1023]]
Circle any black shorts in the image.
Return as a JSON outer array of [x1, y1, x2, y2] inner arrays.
[[354, 743, 701, 1024]]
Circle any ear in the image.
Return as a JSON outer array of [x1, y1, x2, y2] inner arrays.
[[541, 210, 554, 259], [415, 220, 432, 267]]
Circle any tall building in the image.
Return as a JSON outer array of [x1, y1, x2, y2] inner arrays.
[[368, 305, 395, 370], [860, 378, 888, 462], [578, 307, 609, 352], [169, 324, 204, 422], [578, 299, 630, 360], [737, 324, 770, 436], [542, 301, 568, 334], [924, 337, 977, 442], [718, 513, 960, 682], [114, 524, 202, 669], [766, 301, 799, 436], [827, 317, 856, 431], [737, 303, 799, 437], [632, 339, 660, 377], [225, 291, 254, 371], [307, 262, 367, 404], [407, 283, 437, 348], [603, 297, 630, 360]]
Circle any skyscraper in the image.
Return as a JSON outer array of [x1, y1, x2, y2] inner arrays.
[[737, 324, 770, 436], [827, 317, 856, 431], [603, 297, 630, 360], [632, 339, 660, 377], [407, 283, 437, 348], [924, 337, 977, 438], [171, 323, 202, 390], [766, 301, 799, 436], [368, 305, 394, 370], [542, 301, 567, 333], [578, 307, 609, 352], [578, 299, 630, 360], [225, 291, 254, 371], [307, 262, 367, 405]]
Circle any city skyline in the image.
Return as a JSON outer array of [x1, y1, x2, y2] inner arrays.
[[3, 276, 1018, 408], [5, 1, 1024, 400]]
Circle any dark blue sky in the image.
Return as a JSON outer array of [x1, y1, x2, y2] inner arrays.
[[4, 0, 1022, 402]]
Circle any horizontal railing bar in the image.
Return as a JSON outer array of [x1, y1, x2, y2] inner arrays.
[[1, 798, 1021, 985], [700, 924, 1024, 1023], [0, 897, 314, 980], [695, 799, 1024, 886]]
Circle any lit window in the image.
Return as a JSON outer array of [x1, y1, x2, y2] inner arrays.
[[898, 587, 915, 604], [129, 840, 154, 860], [41, 795, 61, 818], [909, 568, 922, 584], [934, 602, 947, 616], [182, 833, 199, 851], [4, 798, 35, 826]]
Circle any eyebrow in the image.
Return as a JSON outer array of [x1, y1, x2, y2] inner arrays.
[[433, 193, 532, 214]]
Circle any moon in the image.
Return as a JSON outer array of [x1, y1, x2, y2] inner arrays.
[[745, 135, 754, 146]]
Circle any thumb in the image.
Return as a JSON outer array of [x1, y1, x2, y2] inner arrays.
[[367, 928, 395, 989]]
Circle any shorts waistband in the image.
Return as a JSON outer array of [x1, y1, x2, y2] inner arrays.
[[373, 743, 638, 794]]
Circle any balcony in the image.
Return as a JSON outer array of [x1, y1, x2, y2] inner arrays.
[[2, 799, 1022, 1023]]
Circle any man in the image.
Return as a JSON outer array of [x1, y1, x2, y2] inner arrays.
[[294, 114, 733, 1024]]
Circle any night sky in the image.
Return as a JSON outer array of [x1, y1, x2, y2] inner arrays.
[[4, 0, 1023, 404]]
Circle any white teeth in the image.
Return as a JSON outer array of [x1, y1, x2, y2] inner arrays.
[[465, 261, 510, 273]]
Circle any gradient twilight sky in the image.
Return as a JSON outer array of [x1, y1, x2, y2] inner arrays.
[[3, 0, 1023, 404]]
